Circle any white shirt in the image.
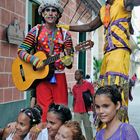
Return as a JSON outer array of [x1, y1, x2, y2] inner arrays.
[[37, 128, 48, 140], [6, 133, 29, 140], [6, 128, 48, 140]]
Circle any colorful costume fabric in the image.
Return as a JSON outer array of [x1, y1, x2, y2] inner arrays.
[[96, 123, 139, 140], [98, 0, 132, 123], [18, 24, 73, 121], [99, 0, 131, 81]]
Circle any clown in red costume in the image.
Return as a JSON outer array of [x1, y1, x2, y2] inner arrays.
[[18, 0, 74, 121]]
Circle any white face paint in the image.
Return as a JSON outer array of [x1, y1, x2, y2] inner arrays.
[[42, 7, 59, 24]]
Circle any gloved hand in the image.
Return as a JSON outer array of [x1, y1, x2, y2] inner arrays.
[[61, 55, 73, 67], [35, 60, 44, 70]]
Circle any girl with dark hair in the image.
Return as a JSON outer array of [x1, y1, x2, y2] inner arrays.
[[2, 106, 42, 140], [32, 103, 72, 140], [55, 121, 86, 140], [94, 85, 139, 140]]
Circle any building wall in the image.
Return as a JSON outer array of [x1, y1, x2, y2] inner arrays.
[[0, 0, 25, 102], [0, 0, 27, 127]]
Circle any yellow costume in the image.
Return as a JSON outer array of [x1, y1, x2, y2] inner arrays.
[[98, 0, 132, 124]]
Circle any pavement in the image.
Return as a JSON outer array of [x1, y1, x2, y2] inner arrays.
[[128, 83, 140, 136]]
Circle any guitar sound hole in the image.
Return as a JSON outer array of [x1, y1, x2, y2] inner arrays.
[[33, 66, 37, 71], [20, 65, 25, 82]]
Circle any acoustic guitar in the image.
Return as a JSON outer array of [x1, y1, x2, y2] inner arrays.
[[12, 40, 94, 91]]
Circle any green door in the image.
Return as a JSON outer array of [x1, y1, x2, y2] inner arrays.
[[28, 0, 41, 31], [26, 0, 42, 106], [78, 32, 86, 77]]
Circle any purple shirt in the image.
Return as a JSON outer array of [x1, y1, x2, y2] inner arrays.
[[96, 123, 139, 140]]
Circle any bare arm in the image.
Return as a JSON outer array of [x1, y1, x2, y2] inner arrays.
[[69, 16, 102, 32], [30, 97, 36, 108], [29, 122, 46, 140], [2, 123, 17, 140]]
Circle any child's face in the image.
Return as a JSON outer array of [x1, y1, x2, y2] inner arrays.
[[46, 112, 63, 138], [15, 113, 30, 137], [55, 125, 73, 140], [95, 94, 120, 123]]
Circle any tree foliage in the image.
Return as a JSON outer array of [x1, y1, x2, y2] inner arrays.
[[93, 56, 102, 80]]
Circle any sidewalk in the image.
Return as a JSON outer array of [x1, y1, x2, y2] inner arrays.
[[128, 83, 140, 137]]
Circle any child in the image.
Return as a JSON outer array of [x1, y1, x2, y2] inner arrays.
[[94, 85, 139, 140], [3, 105, 42, 140], [55, 121, 86, 140]]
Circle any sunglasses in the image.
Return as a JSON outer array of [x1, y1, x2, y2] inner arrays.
[[44, 8, 58, 13]]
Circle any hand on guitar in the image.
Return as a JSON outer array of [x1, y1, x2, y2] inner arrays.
[[59, 51, 73, 68], [61, 55, 73, 66], [35, 59, 45, 70]]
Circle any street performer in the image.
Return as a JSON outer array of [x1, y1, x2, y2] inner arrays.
[[18, 0, 74, 122], [57, 0, 140, 128]]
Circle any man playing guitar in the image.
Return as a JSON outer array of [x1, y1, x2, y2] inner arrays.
[[17, 0, 74, 122]]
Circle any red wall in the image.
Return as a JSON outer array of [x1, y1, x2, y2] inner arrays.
[[0, 0, 25, 103]]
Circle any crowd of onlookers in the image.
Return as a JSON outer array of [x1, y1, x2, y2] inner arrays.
[[0, 83, 139, 140], [6, 0, 140, 139]]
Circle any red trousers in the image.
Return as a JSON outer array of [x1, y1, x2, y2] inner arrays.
[[36, 73, 68, 122]]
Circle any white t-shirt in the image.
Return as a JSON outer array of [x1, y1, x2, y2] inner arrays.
[[37, 128, 48, 140], [6, 133, 29, 140], [6, 128, 48, 140]]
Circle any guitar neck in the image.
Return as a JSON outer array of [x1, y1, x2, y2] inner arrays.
[[43, 54, 60, 66], [42, 40, 94, 66]]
